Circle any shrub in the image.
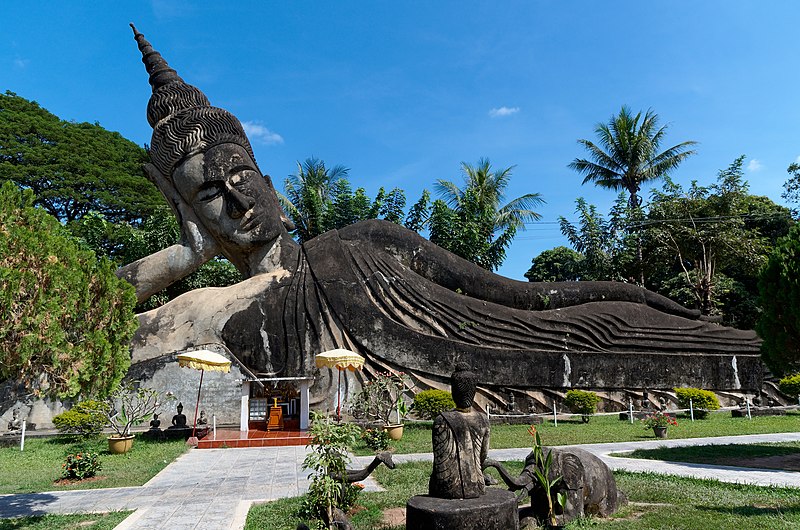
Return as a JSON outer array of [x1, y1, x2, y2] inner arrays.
[[674, 387, 720, 415], [779, 373, 800, 397], [300, 412, 362, 523], [53, 400, 110, 437], [361, 427, 390, 451], [61, 452, 101, 480], [564, 390, 600, 423], [412, 389, 456, 420]]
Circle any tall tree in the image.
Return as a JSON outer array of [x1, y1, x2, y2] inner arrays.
[[569, 106, 697, 284], [643, 156, 791, 324], [0, 182, 137, 399], [0, 91, 162, 224], [758, 223, 800, 376], [430, 158, 544, 270]]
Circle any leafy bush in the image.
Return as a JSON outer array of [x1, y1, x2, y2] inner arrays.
[[674, 387, 720, 415], [61, 452, 101, 480], [300, 412, 362, 523], [412, 389, 455, 420], [350, 372, 411, 425], [779, 374, 800, 397], [53, 400, 110, 437], [361, 427, 390, 451], [564, 390, 600, 423]]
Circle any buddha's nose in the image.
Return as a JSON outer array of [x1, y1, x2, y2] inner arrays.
[[224, 184, 255, 219]]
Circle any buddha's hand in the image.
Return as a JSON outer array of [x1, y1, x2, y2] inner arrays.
[[143, 163, 220, 259]]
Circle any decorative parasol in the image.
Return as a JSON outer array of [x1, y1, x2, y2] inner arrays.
[[176, 350, 231, 443], [315, 349, 365, 421]]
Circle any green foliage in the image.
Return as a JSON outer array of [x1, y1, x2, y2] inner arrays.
[[557, 194, 638, 281], [360, 427, 390, 451], [528, 425, 564, 527], [411, 389, 456, 420], [61, 452, 101, 480], [281, 157, 406, 243], [0, 182, 137, 398], [0, 91, 162, 224], [525, 246, 583, 282], [644, 157, 790, 323], [53, 400, 110, 437], [350, 371, 411, 425], [563, 390, 600, 422], [758, 223, 800, 375], [300, 412, 362, 526], [778, 374, 800, 397], [429, 158, 543, 271], [674, 387, 720, 413]]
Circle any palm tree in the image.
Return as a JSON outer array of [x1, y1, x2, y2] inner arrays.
[[570, 107, 698, 209], [569, 106, 697, 284], [432, 158, 544, 270], [280, 157, 349, 243]]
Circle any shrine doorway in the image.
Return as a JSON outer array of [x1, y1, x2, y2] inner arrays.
[[239, 377, 313, 432]]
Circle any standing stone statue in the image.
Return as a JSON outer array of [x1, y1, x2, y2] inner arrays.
[[429, 363, 489, 499]]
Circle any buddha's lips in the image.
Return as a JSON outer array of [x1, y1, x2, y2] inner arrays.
[[240, 211, 263, 231]]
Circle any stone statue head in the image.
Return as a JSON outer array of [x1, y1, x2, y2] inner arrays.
[[176, 402, 183, 413], [130, 25, 288, 268], [451, 362, 478, 410]]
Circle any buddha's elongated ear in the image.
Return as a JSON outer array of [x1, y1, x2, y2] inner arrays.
[[143, 162, 184, 221]]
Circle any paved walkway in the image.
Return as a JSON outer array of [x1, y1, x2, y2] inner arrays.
[[1, 433, 800, 529]]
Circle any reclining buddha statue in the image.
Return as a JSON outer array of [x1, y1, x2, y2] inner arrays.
[[120, 25, 761, 409]]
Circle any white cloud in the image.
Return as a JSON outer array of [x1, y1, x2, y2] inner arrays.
[[13, 58, 28, 69], [242, 121, 284, 145], [489, 106, 520, 118], [747, 159, 763, 172], [795, 155, 800, 164]]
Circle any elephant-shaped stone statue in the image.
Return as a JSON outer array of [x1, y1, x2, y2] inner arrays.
[[484, 447, 626, 527]]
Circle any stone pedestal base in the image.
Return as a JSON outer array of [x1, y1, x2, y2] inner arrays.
[[406, 489, 519, 530]]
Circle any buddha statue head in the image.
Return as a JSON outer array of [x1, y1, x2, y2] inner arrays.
[[131, 24, 293, 275], [451, 362, 478, 411]]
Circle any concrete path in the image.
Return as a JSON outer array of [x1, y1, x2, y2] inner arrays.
[[1, 433, 800, 529]]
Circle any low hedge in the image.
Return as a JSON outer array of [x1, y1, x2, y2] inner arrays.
[[779, 374, 800, 397], [412, 390, 455, 419], [673, 387, 720, 414], [564, 390, 600, 423]]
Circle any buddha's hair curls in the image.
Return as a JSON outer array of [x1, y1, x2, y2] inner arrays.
[[130, 23, 255, 178]]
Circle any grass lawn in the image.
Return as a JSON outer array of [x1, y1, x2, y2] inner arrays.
[[620, 441, 800, 467], [353, 410, 800, 455], [0, 512, 131, 530], [245, 460, 800, 530], [0, 435, 188, 494]]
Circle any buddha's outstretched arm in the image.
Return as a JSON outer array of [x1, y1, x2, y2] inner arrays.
[[338, 219, 701, 319], [116, 164, 221, 304]]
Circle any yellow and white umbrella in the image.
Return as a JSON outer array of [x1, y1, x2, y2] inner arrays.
[[176, 350, 231, 441], [315, 349, 365, 421]]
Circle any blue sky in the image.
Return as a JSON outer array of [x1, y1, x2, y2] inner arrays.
[[4, 2, 799, 279]]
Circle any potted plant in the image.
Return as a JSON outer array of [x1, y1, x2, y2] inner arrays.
[[642, 411, 677, 438], [350, 371, 411, 440], [105, 383, 171, 454]]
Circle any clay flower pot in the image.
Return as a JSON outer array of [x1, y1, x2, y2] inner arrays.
[[384, 424, 404, 440], [653, 426, 668, 439], [108, 435, 135, 454]]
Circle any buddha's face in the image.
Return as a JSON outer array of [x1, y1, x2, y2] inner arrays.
[[174, 143, 279, 255]]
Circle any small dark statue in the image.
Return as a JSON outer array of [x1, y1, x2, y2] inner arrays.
[[406, 363, 518, 530], [485, 447, 626, 527]]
